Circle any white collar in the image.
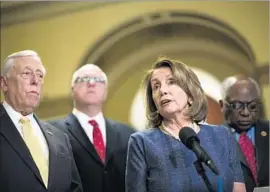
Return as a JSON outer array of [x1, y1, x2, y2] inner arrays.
[[2, 100, 34, 123], [72, 108, 104, 123]]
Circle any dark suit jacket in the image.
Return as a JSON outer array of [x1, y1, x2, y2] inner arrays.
[[224, 120, 269, 192], [49, 113, 135, 192], [0, 104, 83, 192]]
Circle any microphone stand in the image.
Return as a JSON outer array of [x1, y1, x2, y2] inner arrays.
[[194, 159, 215, 192]]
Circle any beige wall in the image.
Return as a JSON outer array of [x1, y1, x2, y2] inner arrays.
[[1, 1, 269, 122]]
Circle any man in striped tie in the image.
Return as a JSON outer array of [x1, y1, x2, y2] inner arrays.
[[219, 75, 269, 192], [49, 64, 135, 192], [0, 50, 82, 192]]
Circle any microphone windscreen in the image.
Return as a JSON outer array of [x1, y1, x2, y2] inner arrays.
[[179, 127, 200, 149]]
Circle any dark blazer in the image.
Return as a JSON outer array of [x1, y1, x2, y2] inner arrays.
[[0, 104, 83, 192], [49, 113, 135, 192], [224, 120, 269, 192]]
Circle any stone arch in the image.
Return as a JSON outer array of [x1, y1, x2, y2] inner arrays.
[[81, 11, 256, 72], [79, 10, 262, 125]]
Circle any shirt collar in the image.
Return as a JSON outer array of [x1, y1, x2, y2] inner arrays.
[[230, 125, 255, 134], [2, 100, 34, 123], [72, 108, 104, 124]]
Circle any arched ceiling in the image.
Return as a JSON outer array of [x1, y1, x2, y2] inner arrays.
[[1, 1, 269, 120], [1, 1, 269, 64]]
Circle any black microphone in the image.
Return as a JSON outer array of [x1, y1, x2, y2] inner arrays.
[[179, 127, 219, 175]]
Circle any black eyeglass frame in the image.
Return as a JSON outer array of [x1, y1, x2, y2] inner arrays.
[[224, 99, 261, 112]]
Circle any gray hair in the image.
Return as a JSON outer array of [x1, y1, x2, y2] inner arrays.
[[71, 64, 108, 87], [1, 50, 45, 77], [220, 75, 260, 100]]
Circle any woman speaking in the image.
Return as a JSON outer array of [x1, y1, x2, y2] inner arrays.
[[125, 57, 246, 192]]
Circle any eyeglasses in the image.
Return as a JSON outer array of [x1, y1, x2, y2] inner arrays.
[[224, 100, 261, 112], [74, 76, 106, 84]]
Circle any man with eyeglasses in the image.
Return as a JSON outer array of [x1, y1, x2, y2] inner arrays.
[[0, 50, 82, 192], [219, 75, 269, 192], [49, 64, 135, 192]]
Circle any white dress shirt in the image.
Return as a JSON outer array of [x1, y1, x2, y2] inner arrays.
[[2, 100, 49, 160], [72, 108, 106, 145]]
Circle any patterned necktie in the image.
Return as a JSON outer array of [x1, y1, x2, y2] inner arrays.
[[19, 117, 48, 187], [239, 132, 257, 184], [89, 120, 105, 163]]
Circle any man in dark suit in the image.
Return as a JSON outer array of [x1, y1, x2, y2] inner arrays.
[[49, 64, 135, 192], [0, 50, 82, 192], [219, 75, 269, 192]]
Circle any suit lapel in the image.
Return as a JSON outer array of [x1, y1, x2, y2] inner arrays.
[[235, 140, 250, 168], [35, 116, 56, 190], [0, 105, 44, 186], [255, 120, 269, 176], [105, 119, 119, 165], [223, 125, 249, 167], [65, 114, 103, 165]]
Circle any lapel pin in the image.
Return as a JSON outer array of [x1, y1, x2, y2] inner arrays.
[[261, 131, 267, 137], [46, 130, 53, 135]]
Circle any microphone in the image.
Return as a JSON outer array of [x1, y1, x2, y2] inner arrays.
[[179, 127, 219, 175]]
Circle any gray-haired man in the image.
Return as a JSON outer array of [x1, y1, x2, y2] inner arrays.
[[0, 50, 82, 192]]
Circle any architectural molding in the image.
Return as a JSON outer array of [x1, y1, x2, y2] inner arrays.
[[0, 1, 122, 27], [82, 10, 256, 67], [256, 64, 269, 84]]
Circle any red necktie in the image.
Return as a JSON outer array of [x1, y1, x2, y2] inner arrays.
[[239, 133, 257, 184], [89, 120, 105, 163]]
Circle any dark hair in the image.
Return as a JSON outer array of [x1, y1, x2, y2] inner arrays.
[[142, 56, 208, 128]]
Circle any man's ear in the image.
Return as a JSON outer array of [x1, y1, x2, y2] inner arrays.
[[0, 76, 8, 92], [70, 87, 74, 97], [102, 88, 108, 102]]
